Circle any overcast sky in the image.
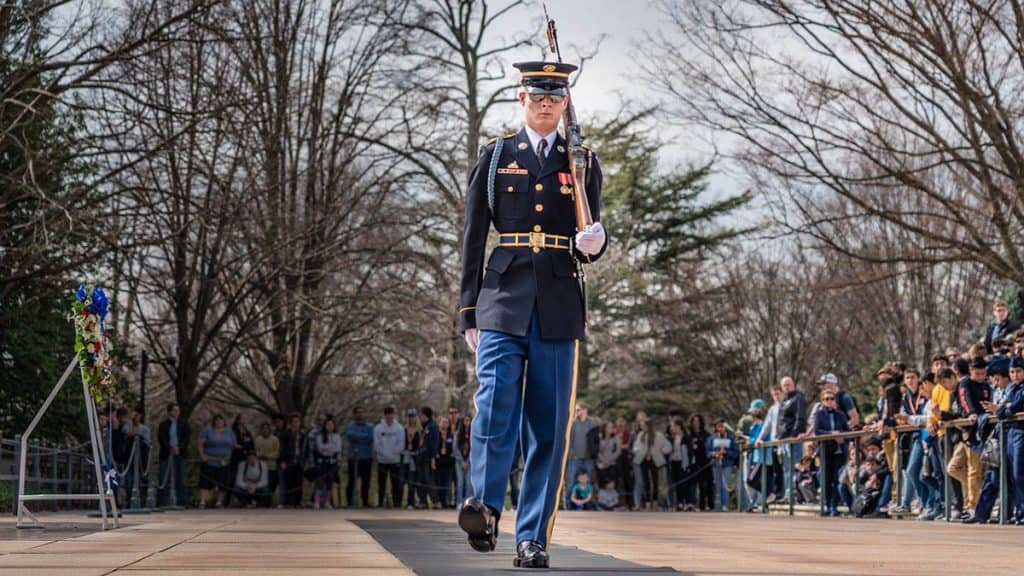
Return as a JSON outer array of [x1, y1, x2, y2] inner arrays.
[[489, 0, 755, 220], [489, 0, 664, 120], [546, 0, 660, 114]]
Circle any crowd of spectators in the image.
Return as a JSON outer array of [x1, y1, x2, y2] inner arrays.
[[730, 298, 1024, 523], [132, 403, 477, 510], [98, 299, 1024, 524], [128, 397, 751, 514]]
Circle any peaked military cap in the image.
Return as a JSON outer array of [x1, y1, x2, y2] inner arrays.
[[513, 61, 577, 95]]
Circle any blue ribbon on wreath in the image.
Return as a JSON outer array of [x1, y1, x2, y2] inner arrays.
[[76, 284, 110, 334]]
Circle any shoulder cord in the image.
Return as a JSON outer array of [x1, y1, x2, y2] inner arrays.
[[487, 137, 504, 215]]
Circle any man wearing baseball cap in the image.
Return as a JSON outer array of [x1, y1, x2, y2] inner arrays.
[[818, 372, 860, 429]]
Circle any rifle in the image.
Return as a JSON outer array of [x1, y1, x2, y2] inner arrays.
[[543, 5, 593, 327], [543, 4, 593, 233]]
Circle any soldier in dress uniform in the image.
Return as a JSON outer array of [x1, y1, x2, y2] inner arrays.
[[456, 61, 607, 569]]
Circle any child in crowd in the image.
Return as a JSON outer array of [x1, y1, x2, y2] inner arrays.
[[597, 480, 626, 511], [795, 441, 819, 504], [862, 438, 893, 510], [568, 471, 597, 511], [852, 457, 884, 517], [837, 448, 859, 510]]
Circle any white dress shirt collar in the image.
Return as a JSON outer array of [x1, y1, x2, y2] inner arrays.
[[524, 125, 557, 158]]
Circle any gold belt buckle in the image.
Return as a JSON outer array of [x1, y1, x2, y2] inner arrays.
[[529, 231, 546, 250]]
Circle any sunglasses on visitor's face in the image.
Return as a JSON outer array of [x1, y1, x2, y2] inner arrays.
[[528, 93, 566, 104], [823, 397, 836, 402]]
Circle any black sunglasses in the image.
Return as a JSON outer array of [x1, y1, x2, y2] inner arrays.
[[528, 93, 565, 104], [823, 397, 836, 401]]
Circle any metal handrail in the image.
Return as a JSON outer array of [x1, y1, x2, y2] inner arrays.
[[741, 413, 1024, 450]]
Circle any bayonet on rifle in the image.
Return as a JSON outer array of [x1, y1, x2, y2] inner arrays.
[[542, 4, 593, 233]]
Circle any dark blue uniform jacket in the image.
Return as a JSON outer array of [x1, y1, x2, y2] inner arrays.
[[459, 128, 606, 340]]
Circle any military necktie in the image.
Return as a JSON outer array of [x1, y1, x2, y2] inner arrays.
[[536, 138, 548, 168]]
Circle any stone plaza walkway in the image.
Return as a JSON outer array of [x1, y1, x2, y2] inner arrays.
[[0, 508, 1019, 575]]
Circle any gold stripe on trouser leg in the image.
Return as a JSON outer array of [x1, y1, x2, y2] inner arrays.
[[512, 361, 528, 509], [545, 339, 580, 547]]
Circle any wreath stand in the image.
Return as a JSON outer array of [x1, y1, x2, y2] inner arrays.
[[16, 357, 120, 530]]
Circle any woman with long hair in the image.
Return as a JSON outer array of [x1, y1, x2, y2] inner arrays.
[[632, 420, 671, 511], [224, 414, 254, 507], [687, 413, 712, 511], [455, 414, 473, 508], [596, 421, 621, 488], [667, 421, 689, 511], [614, 416, 633, 507], [402, 410, 422, 508], [314, 414, 342, 509], [435, 416, 456, 508]]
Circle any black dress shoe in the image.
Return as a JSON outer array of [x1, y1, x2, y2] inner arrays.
[[514, 540, 549, 569], [458, 497, 498, 553], [961, 514, 988, 525]]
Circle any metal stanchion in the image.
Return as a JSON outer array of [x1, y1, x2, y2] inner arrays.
[[998, 420, 1007, 525], [163, 456, 185, 511], [50, 444, 58, 503], [146, 452, 162, 512], [853, 437, 861, 502], [760, 445, 769, 514], [787, 443, 794, 517], [123, 436, 151, 514], [943, 432, 952, 522], [893, 429, 903, 514], [741, 446, 749, 508], [12, 435, 20, 518], [818, 439, 826, 517]]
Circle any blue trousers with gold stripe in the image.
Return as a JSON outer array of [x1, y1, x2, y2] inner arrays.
[[470, 308, 578, 548]]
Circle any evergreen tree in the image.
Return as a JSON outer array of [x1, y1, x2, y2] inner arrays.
[[1, 21, 97, 442], [581, 110, 752, 418]]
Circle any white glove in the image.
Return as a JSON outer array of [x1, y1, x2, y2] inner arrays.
[[465, 328, 480, 353], [575, 221, 606, 256]]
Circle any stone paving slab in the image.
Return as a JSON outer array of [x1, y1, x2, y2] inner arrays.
[[20, 542, 158, 554], [129, 553, 406, 570], [0, 569, 110, 576], [548, 511, 1024, 576], [188, 531, 375, 544], [0, 541, 48, 553], [0, 511, 411, 575], [160, 542, 386, 554], [0, 551, 150, 568]]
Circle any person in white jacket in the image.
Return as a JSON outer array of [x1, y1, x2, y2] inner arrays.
[[235, 451, 269, 507], [374, 406, 406, 508], [633, 421, 672, 510]]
